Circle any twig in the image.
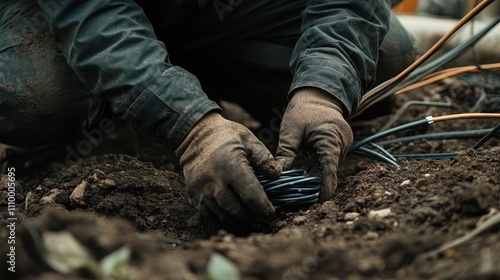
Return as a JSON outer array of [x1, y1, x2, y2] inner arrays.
[[426, 212, 500, 258]]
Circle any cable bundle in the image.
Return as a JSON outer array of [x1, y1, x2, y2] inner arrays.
[[258, 169, 320, 206]]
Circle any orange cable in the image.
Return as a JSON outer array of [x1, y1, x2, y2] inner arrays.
[[433, 113, 500, 122], [394, 62, 500, 95], [359, 0, 495, 105]]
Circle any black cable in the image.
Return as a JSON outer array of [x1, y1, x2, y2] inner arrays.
[[368, 142, 398, 163], [351, 118, 431, 151], [352, 147, 400, 168], [472, 123, 500, 150], [378, 128, 494, 148], [392, 150, 485, 160], [257, 169, 320, 206]]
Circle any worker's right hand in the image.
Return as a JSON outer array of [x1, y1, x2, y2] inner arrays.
[[175, 112, 282, 223]]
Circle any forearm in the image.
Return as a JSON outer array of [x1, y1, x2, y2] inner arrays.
[[290, 0, 391, 115], [36, 0, 219, 147]]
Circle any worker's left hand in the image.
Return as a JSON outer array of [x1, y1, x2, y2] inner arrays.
[[276, 87, 353, 201]]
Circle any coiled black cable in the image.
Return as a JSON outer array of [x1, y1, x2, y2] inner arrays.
[[257, 169, 320, 206]]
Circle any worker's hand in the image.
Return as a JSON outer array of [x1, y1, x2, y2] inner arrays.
[[276, 88, 353, 201], [175, 112, 281, 223]]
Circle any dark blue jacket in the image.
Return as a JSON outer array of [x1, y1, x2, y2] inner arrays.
[[35, 0, 392, 147]]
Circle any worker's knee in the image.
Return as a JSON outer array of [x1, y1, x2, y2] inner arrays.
[[0, 41, 92, 147], [376, 12, 419, 85], [0, 2, 99, 147]]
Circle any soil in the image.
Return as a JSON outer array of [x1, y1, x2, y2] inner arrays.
[[0, 78, 499, 280]]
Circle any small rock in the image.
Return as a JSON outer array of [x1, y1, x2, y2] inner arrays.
[[278, 227, 304, 237], [164, 163, 176, 172], [424, 173, 431, 177], [368, 208, 391, 220], [412, 206, 445, 226], [222, 235, 234, 243], [90, 172, 116, 192], [70, 181, 89, 205], [344, 212, 360, 221], [358, 256, 385, 274], [293, 215, 308, 225], [400, 180, 411, 186], [40, 189, 62, 204], [0, 175, 23, 204], [187, 213, 201, 227], [364, 231, 379, 240], [319, 201, 338, 220], [346, 221, 354, 225]]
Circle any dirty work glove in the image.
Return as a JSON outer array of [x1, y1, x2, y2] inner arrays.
[[175, 112, 282, 223], [276, 88, 353, 201]]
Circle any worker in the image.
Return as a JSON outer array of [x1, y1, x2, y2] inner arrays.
[[0, 0, 416, 223]]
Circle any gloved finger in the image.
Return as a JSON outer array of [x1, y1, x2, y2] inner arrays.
[[245, 136, 282, 179], [200, 197, 239, 224], [215, 184, 256, 223], [226, 158, 275, 218], [316, 152, 339, 202], [309, 128, 343, 201], [276, 119, 302, 170]]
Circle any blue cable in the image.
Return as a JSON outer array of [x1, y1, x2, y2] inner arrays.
[[257, 169, 320, 206]]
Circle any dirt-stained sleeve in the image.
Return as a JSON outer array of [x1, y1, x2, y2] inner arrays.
[[289, 0, 391, 115], [36, 0, 220, 148]]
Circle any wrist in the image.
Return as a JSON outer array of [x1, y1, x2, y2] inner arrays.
[[291, 87, 346, 116], [175, 111, 223, 157]]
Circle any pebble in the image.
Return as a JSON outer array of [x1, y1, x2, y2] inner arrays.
[[400, 180, 411, 186], [40, 188, 62, 204], [69, 180, 89, 205], [364, 231, 380, 240], [344, 212, 360, 221], [319, 201, 338, 220], [358, 256, 385, 273], [368, 208, 391, 220], [293, 215, 308, 225]]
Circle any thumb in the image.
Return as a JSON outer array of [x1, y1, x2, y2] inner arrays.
[[276, 125, 302, 171], [246, 136, 282, 179]]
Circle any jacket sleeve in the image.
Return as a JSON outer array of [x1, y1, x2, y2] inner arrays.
[[289, 0, 391, 115], [36, 0, 220, 148]]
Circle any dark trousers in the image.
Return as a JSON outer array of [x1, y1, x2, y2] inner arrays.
[[0, 0, 417, 147]]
